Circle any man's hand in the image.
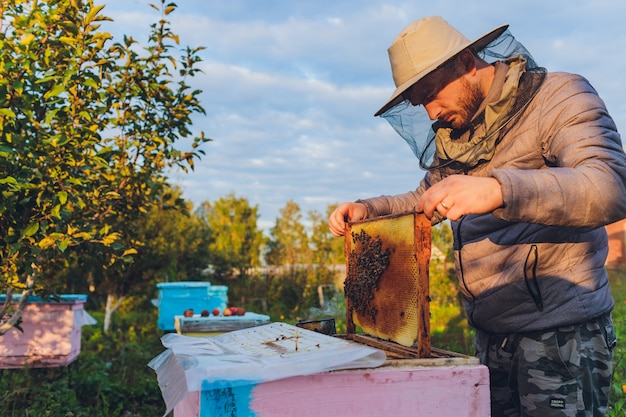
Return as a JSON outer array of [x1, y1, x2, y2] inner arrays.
[[416, 175, 503, 220], [328, 202, 368, 236]]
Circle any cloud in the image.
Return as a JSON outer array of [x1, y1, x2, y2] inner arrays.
[[104, 0, 626, 231]]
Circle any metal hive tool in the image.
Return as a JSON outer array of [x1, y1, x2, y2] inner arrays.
[[344, 211, 431, 357]]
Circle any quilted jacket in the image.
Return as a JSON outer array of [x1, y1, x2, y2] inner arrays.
[[359, 71, 626, 333]]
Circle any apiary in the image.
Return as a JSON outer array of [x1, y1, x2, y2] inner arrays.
[[150, 212, 491, 417]]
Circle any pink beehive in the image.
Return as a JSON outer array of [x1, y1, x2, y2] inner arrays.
[[173, 364, 491, 417], [0, 294, 95, 369]]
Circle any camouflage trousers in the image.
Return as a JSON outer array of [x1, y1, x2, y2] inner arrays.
[[474, 314, 617, 417]]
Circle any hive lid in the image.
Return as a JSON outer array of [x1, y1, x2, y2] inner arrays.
[[0, 294, 88, 303], [156, 281, 211, 288], [149, 322, 387, 414]]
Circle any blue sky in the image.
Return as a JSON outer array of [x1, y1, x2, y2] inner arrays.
[[100, 0, 626, 230]]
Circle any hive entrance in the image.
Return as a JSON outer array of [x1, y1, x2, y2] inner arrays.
[[344, 211, 431, 357]]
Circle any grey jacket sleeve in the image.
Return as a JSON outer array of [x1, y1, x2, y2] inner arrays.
[[357, 189, 421, 218], [357, 168, 444, 222], [492, 73, 626, 228]]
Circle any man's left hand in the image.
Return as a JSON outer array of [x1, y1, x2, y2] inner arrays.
[[416, 175, 504, 220]]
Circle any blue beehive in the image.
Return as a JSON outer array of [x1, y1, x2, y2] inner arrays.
[[207, 285, 229, 312], [156, 281, 213, 331]]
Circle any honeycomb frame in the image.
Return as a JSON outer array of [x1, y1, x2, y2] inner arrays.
[[344, 211, 431, 357]]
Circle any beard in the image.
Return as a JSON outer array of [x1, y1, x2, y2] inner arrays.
[[450, 77, 485, 129]]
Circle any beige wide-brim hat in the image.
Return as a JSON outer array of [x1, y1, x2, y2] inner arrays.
[[374, 16, 509, 116]]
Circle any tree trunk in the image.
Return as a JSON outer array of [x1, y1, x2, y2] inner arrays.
[[103, 293, 125, 333]]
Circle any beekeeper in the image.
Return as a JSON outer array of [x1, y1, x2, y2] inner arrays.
[[329, 16, 626, 417]]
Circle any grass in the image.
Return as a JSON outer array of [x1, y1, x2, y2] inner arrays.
[[608, 268, 626, 416], [0, 307, 166, 417]]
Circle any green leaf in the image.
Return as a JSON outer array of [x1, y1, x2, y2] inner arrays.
[[92, 156, 110, 167], [57, 191, 68, 205], [51, 204, 61, 219], [0, 145, 13, 157], [44, 108, 60, 125], [44, 84, 65, 100], [83, 77, 99, 89], [0, 108, 16, 118], [79, 111, 92, 121], [23, 222, 39, 237], [0, 176, 20, 190], [0, 176, 18, 185], [55, 134, 71, 146], [35, 75, 60, 84]]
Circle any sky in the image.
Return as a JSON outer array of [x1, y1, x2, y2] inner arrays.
[[99, 0, 626, 230]]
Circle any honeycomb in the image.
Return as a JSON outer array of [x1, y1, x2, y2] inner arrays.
[[344, 211, 431, 354]]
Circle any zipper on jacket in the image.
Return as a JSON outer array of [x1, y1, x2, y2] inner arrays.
[[524, 244, 544, 311], [454, 216, 476, 303]]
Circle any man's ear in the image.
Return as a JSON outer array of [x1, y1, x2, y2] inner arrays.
[[457, 49, 477, 75]]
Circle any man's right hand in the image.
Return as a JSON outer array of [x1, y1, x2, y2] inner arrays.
[[328, 202, 368, 236]]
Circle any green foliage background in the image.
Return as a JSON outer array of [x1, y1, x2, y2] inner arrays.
[[608, 268, 626, 417]]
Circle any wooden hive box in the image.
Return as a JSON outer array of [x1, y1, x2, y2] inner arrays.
[[0, 294, 95, 368], [152, 323, 490, 417], [173, 361, 490, 417], [174, 312, 271, 337], [156, 282, 227, 331]]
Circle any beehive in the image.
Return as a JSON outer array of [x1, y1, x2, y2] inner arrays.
[[0, 294, 95, 368], [156, 281, 228, 331], [344, 211, 431, 356]]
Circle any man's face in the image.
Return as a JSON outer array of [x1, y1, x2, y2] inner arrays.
[[404, 66, 484, 130]]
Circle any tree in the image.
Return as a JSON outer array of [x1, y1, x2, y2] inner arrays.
[[0, 0, 209, 333], [85, 0, 208, 331], [46, 185, 212, 332], [0, 0, 121, 332], [100, 186, 212, 331], [308, 204, 345, 267], [134, 188, 211, 285], [260, 201, 310, 319], [305, 205, 345, 305], [198, 193, 264, 279], [265, 200, 311, 270]]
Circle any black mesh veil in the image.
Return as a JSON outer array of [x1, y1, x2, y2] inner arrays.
[[379, 28, 546, 171]]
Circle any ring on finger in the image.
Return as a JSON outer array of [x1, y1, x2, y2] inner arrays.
[[440, 201, 449, 210]]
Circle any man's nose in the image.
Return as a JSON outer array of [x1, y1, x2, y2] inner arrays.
[[423, 102, 440, 121]]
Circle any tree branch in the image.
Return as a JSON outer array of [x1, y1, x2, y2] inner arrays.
[[0, 276, 35, 335]]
